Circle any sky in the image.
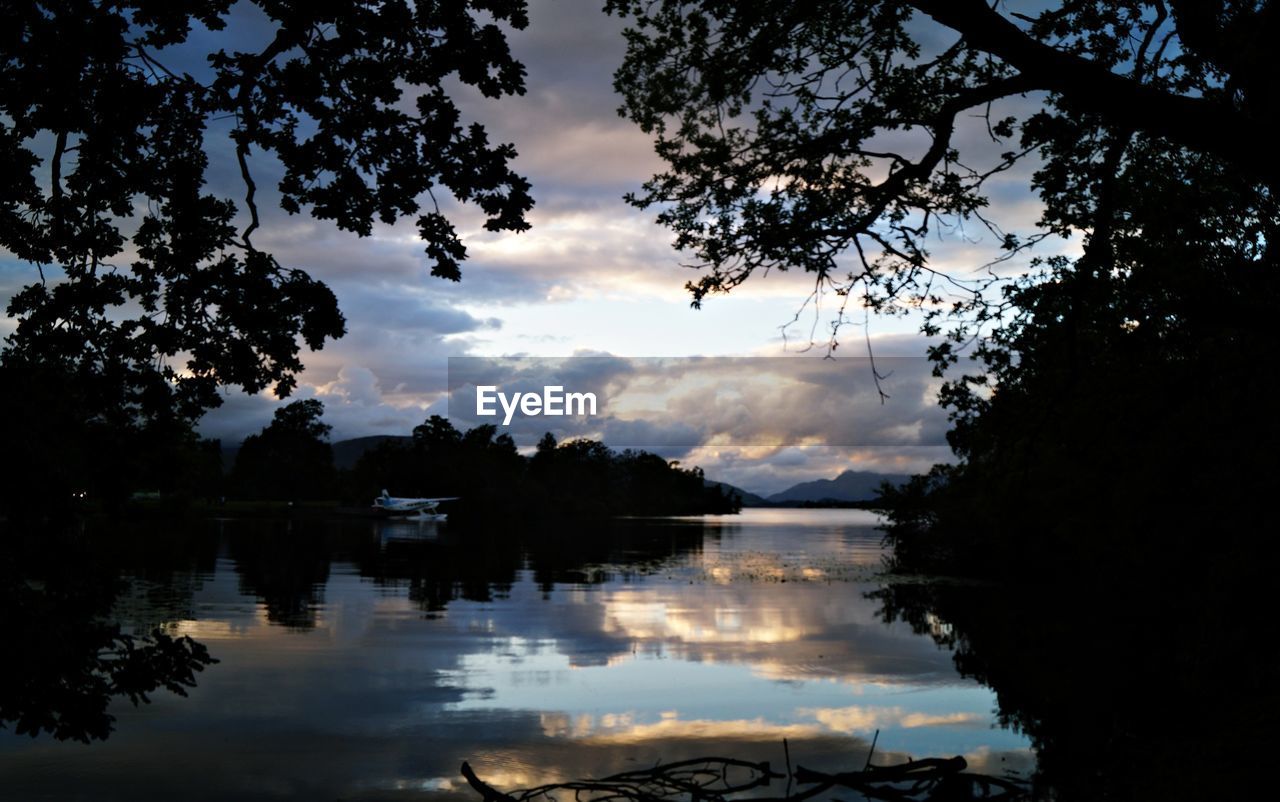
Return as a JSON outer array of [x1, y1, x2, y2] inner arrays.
[[0, 1, 1077, 495]]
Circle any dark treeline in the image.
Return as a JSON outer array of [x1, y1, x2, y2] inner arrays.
[[866, 272, 1280, 800], [0, 393, 738, 521], [346, 422, 741, 519], [864, 246, 1280, 800], [226, 399, 337, 506], [224, 401, 739, 519], [0, 362, 225, 522]]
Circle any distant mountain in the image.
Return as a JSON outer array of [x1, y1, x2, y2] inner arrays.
[[331, 435, 408, 470], [704, 479, 769, 507], [226, 438, 904, 508], [221, 434, 408, 473], [767, 470, 912, 504], [220, 444, 238, 473]]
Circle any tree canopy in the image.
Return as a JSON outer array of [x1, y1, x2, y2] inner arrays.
[[1, 0, 533, 423], [608, 0, 1277, 325], [608, 11, 1280, 795], [229, 398, 334, 501], [347, 415, 740, 519], [609, 1, 1280, 561]]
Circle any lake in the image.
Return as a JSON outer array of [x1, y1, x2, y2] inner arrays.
[[0, 509, 1032, 800]]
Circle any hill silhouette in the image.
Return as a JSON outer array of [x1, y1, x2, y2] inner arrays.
[[703, 480, 768, 507], [768, 470, 911, 504]]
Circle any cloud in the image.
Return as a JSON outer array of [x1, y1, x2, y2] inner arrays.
[[684, 446, 952, 496], [2, 510, 1039, 802], [199, 366, 437, 445], [3, 0, 1016, 486], [198, 347, 956, 492], [444, 355, 951, 451], [565, 713, 824, 744], [801, 705, 988, 733]]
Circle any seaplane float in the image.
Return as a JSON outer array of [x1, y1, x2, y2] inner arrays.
[[371, 490, 458, 521]]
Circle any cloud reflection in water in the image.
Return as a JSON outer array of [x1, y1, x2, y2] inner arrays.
[[0, 510, 1032, 800]]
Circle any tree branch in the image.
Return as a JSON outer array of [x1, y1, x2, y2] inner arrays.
[[826, 75, 1036, 241], [50, 129, 67, 249], [232, 27, 302, 250], [908, 0, 1275, 181]]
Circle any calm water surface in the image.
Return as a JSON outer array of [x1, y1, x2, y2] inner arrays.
[[1, 509, 1031, 800]]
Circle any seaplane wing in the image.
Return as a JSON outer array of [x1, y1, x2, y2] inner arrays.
[[372, 490, 459, 516]]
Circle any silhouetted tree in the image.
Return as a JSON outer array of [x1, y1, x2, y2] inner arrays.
[[229, 399, 335, 501], [609, 0, 1276, 314], [348, 416, 523, 509], [611, 0, 1280, 563], [0, 362, 223, 518], [350, 421, 737, 519], [523, 437, 613, 518], [1, 2, 534, 508], [613, 6, 1280, 794]]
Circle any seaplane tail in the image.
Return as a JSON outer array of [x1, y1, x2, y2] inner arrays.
[[372, 490, 459, 520]]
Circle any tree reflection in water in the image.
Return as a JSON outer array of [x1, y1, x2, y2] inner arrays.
[[874, 564, 1274, 801], [0, 523, 217, 742], [355, 518, 713, 613], [21, 511, 1227, 800], [0, 516, 711, 743]]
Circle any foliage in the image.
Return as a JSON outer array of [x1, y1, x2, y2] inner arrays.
[[877, 82, 1280, 574], [0, 361, 224, 518], [229, 398, 335, 501], [609, 0, 1280, 568], [1, 0, 533, 425], [0, 526, 217, 742], [874, 559, 1274, 800], [345, 416, 740, 518], [608, 0, 1274, 322]]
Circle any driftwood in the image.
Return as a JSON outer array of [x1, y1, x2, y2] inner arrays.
[[792, 758, 1027, 801], [461, 750, 1029, 802], [461, 757, 784, 802]]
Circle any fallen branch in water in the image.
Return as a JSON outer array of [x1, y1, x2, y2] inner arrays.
[[795, 757, 1027, 800], [461, 751, 1029, 802], [462, 757, 784, 802]]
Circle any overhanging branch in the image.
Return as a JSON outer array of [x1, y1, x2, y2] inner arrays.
[[909, 0, 1275, 181], [826, 75, 1036, 241]]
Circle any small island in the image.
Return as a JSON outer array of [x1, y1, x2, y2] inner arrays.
[[217, 401, 742, 521]]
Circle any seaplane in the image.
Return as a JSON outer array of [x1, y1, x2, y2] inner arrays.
[[371, 490, 458, 520]]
